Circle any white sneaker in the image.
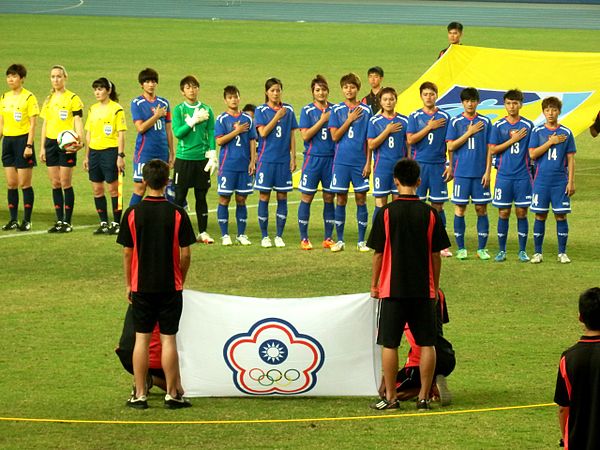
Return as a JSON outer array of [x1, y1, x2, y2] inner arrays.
[[221, 234, 233, 246], [274, 236, 286, 248], [236, 234, 251, 246], [530, 253, 543, 264], [557, 253, 571, 264], [441, 248, 453, 258], [198, 231, 214, 244], [435, 374, 452, 406], [357, 241, 370, 252], [330, 240, 345, 252], [261, 236, 272, 248]]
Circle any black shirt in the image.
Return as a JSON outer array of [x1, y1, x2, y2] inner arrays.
[[361, 91, 379, 115]]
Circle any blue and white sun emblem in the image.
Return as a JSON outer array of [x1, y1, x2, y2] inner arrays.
[[259, 339, 288, 365]]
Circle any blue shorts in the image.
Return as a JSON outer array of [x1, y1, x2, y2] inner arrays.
[[218, 170, 254, 196], [88, 148, 118, 183], [451, 176, 491, 205], [254, 161, 292, 192], [330, 164, 370, 193], [372, 164, 397, 197], [530, 180, 571, 214], [492, 175, 532, 208], [416, 162, 449, 203], [44, 138, 77, 167], [133, 152, 169, 182], [2, 134, 36, 169], [298, 154, 333, 194]]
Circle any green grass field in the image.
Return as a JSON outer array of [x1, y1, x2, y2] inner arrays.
[[1, 13, 600, 449]]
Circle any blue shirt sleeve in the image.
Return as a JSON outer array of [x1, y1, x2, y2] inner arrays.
[[249, 117, 258, 140], [329, 109, 340, 129], [367, 118, 379, 140], [566, 131, 576, 153], [130, 99, 142, 122], [299, 108, 310, 129], [407, 113, 417, 134], [528, 129, 539, 149], [254, 107, 267, 127], [214, 116, 225, 138], [445, 120, 457, 141]]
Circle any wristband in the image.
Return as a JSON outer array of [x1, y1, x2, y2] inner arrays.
[[25, 144, 33, 149], [118, 153, 126, 158]]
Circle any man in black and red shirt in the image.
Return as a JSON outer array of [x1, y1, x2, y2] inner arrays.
[[367, 158, 451, 411], [554, 287, 600, 449], [117, 158, 196, 410]]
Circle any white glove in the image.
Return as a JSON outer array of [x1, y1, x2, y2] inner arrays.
[[185, 108, 210, 127], [204, 150, 218, 175]]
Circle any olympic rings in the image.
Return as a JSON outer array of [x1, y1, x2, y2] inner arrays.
[[248, 368, 303, 386]]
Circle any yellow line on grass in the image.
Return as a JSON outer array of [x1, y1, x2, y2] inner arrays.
[[0, 403, 555, 425]]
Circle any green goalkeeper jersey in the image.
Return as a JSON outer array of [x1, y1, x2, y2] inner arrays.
[[172, 101, 216, 160]]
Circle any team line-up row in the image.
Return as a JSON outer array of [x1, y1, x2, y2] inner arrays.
[[0, 64, 577, 262]]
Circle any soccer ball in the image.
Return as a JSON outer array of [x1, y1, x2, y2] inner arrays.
[[57, 130, 80, 152]]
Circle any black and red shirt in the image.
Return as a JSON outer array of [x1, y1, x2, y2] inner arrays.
[[117, 196, 196, 293]]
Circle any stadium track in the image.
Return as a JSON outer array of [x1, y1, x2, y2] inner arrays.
[[1, 0, 600, 29]]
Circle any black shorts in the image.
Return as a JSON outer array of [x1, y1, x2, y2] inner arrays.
[[173, 158, 211, 190], [45, 138, 77, 167], [88, 147, 118, 183], [131, 291, 183, 335], [2, 134, 36, 168], [376, 298, 437, 348]]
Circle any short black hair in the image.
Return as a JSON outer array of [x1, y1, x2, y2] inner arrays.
[[580, 287, 600, 331], [447, 22, 463, 32], [420, 81, 438, 95], [242, 104, 256, 114], [542, 96, 562, 113], [460, 87, 479, 102], [142, 159, 170, 190], [367, 66, 384, 77], [393, 158, 420, 187], [138, 67, 159, 84], [223, 85, 240, 98], [504, 89, 524, 102], [6, 64, 26, 78], [180, 75, 200, 90]]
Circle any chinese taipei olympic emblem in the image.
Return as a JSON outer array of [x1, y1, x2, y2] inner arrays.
[[223, 318, 325, 395]]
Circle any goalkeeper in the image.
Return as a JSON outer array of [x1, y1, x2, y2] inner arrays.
[[172, 75, 217, 243]]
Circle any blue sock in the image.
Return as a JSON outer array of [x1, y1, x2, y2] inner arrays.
[[217, 203, 229, 236], [298, 200, 310, 240], [517, 217, 528, 252], [258, 199, 269, 238], [335, 204, 346, 242], [372, 206, 381, 224], [357, 204, 368, 242], [533, 219, 545, 254], [497, 217, 509, 252], [438, 209, 447, 228], [557, 219, 569, 254], [129, 193, 143, 207], [276, 198, 287, 238], [7, 188, 18, 221], [236, 204, 247, 236], [477, 215, 489, 250], [454, 215, 465, 249], [323, 201, 335, 240]]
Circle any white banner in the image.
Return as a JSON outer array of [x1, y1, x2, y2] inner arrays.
[[177, 290, 381, 397]]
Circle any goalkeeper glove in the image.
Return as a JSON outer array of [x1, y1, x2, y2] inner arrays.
[[185, 108, 210, 127], [204, 150, 218, 175]]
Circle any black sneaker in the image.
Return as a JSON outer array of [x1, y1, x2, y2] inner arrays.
[[164, 393, 192, 409], [416, 398, 431, 411], [126, 395, 148, 410], [93, 222, 109, 235], [1, 220, 19, 231], [48, 221, 63, 233], [109, 221, 120, 235], [369, 398, 399, 410], [18, 221, 31, 231], [59, 222, 73, 233]]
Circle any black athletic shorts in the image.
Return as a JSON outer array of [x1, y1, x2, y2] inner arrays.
[[376, 297, 437, 348], [88, 147, 118, 183], [2, 134, 36, 168], [45, 138, 77, 167], [131, 291, 183, 335], [173, 158, 211, 190]]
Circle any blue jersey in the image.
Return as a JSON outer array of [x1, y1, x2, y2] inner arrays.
[[130, 95, 171, 161], [489, 116, 534, 179], [368, 113, 409, 171], [298, 102, 334, 157], [446, 113, 492, 178], [214, 111, 257, 173], [329, 102, 372, 167], [529, 124, 576, 183], [407, 108, 450, 164], [254, 103, 298, 164]]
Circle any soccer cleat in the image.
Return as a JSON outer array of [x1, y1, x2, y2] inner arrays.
[[557, 253, 571, 264], [164, 393, 192, 409], [300, 238, 313, 250], [357, 241, 371, 252], [530, 253, 543, 264], [440, 248, 453, 258], [330, 240, 345, 252], [18, 221, 32, 231], [126, 395, 148, 410], [322, 237, 335, 249], [477, 249, 490, 260], [236, 234, 252, 246], [416, 398, 431, 411], [1, 220, 19, 231], [369, 398, 399, 410], [455, 248, 468, 260], [60, 222, 73, 233], [274, 236, 286, 248], [48, 221, 63, 233], [109, 221, 120, 235], [435, 375, 452, 406], [261, 236, 273, 248], [93, 222, 110, 235], [518, 250, 530, 262], [221, 234, 233, 246], [197, 231, 214, 244], [494, 250, 506, 262]]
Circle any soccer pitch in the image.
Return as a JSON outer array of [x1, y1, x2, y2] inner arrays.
[[1, 9, 600, 449]]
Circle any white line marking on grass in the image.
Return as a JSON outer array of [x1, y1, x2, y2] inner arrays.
[[33, 0, 84, 14]]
